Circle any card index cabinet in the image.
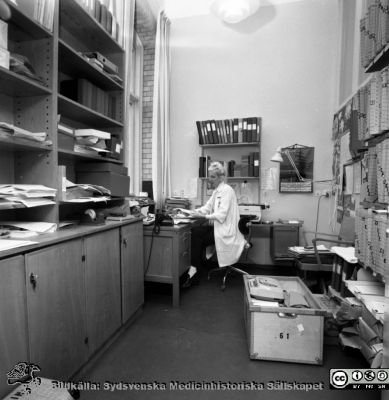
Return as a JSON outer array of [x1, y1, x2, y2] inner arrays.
[[0, 0, 132, 226]]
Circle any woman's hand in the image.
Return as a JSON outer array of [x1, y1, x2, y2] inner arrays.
[[191, 211, 206, 219]]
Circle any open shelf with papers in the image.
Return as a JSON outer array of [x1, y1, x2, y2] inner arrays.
[[58, 39, 123, 91], [0, 0, 131, 227], [58, 147, 122, 164]]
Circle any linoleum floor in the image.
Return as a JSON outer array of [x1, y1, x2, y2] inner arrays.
[[78, 268, 380, 400]]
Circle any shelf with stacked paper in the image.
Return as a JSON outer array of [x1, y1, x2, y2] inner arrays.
[[58, 39, 123, 91], [0, 0, 57, 224], [58, 147, 122, 164]]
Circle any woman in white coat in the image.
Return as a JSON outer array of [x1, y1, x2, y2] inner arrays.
[[182, 161, 245, 288]]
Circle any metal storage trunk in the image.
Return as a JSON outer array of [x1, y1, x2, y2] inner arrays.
[[243, 275, 328, 365]]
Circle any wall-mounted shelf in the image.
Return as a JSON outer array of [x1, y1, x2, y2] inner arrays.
[[200, 142, 260, 149], [198, 117, 262, 203]]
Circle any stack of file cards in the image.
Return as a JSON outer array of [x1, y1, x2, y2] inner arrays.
[[0, 184, 56, 208]]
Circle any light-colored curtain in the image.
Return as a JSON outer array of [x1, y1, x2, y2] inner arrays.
[[152, 11, 171, 209]]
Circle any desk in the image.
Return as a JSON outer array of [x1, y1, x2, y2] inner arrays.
[[143, 224, 191, 307]]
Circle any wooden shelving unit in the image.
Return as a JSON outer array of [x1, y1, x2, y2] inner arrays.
[[0, 0, 129, 222]]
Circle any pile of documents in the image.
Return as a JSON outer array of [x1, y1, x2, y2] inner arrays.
[[0, 122, 49, 143], [63, 179, 111, 203], [0, 221, 57, 239], [74, 128, 111, 156], [0, 184, 56, 208], [165, 197, 191, 212], [288, 245, 331, 257]]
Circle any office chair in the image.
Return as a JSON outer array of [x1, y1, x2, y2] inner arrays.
[[207, 217, 253, 290]]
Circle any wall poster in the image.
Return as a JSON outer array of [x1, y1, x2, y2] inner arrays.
[[279, 145, 314, 193]]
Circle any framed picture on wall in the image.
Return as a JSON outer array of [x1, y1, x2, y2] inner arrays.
[[279, 145, 314, 193]]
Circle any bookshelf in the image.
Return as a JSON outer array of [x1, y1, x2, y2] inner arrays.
[[198, 137, 261, 204], [0, 0, 131, 222]]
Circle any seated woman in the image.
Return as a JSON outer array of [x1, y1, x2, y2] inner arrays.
[[182, 161, 245, 288]]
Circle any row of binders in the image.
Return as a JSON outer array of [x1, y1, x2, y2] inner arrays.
[[360, 0, 389, 69], [196, 117, 262, 145]]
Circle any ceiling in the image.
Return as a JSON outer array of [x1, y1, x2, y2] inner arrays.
[[147, 0, 309, 20]]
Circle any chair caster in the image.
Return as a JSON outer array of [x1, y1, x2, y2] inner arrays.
[[221, 284, 226, 291]]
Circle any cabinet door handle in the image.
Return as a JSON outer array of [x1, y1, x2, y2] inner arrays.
[[123, 238, 127, 247], [30, 273, 38, 289]]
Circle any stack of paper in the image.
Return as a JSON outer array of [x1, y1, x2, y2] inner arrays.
[[0, 185, 56, 208], [288, 245, 331, 256], [0, 239, 38, 252], [0, 122, 48, 143], [62, 179, 111, 203], [0, 221, 57, 239], [74, 129, 111, 155]]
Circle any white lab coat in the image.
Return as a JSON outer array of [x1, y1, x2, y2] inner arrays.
[[197, 182, 245, 267]]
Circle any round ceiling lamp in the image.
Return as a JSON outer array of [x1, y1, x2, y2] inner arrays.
[[210, 0, 260, 24]]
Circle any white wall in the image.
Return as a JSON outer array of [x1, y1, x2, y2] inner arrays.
[[169, 0, 340, 244]]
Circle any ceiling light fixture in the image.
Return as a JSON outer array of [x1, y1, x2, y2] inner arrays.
[[210, 0, 260, 24]]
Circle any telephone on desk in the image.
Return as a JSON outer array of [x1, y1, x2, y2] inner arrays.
[[248, 276, 285, 302]]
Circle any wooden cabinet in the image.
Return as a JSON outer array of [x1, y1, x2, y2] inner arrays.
[[143, 224, 191, 307], [0, 256, 29, 399], [121, 221, 144, 323], [25, 240, 87, 380], [85, 229, 121, 355]]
